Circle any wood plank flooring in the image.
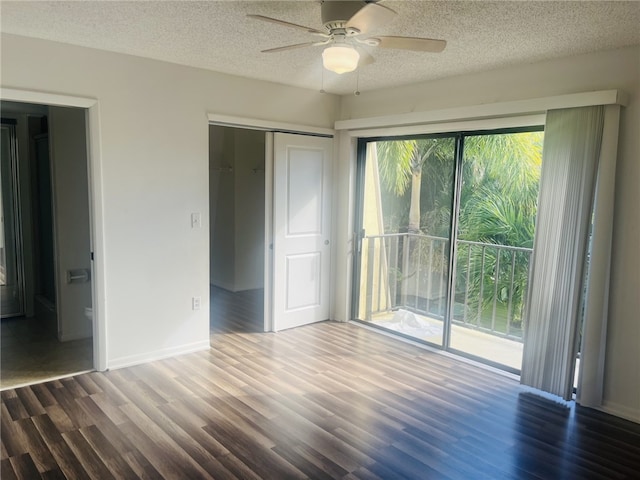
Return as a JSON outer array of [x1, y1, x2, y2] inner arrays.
[[2, 292, 640, 478]]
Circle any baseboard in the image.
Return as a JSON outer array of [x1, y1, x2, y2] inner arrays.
[[107, 340, 210, 370], [59, 329, 92, 342], [211, 281, 264, 293], [232, 282, 264, 292], [211, 280, 236, 292], [600, 400, 640, 424]]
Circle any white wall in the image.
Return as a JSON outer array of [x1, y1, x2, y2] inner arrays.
[[49, 105, 93, 341], [337, 45, 640, 422], [1, 33, 339, 368]]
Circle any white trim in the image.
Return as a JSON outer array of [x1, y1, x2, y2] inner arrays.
[[335, 90, 627, 131], [348, 114, 546, 138], [207, 113, 334, 137], [1, 87, 97, 109], [107, 340, 210, 370], [85, 104, 108, 372], [264, 132, 274, 332], [0, 87, 107, 372]]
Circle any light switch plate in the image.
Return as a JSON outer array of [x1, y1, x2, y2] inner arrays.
[[192, 296, 201, 310], [191, 212, 202, 228]]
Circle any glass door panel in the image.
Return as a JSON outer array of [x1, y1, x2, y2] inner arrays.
[[449, 131, 543, 370], [355, 136, 456, 347]]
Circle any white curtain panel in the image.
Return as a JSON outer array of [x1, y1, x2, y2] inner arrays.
[[521, 106, 605, 400]]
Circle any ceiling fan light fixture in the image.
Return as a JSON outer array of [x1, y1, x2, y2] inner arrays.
[[322, 45, 360, 74]]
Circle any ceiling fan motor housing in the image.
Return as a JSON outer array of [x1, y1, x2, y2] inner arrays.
[[321, 1, 365, 32]]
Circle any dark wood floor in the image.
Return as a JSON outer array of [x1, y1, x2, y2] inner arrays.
[[2, 290, 639, 479]]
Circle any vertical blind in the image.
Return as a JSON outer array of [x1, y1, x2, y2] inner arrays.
[[521, 106, 606, 400]]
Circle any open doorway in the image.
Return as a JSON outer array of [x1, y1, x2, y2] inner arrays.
[[209, 125, 265, 334], [1, 101, 93, 389]]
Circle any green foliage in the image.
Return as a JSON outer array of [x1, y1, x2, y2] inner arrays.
[[455, 132, 542, 331], [372, 131, 543, 336], [455, 243, 530, 330], [377, 137, 455, 234], [458, 133, 543, 248]]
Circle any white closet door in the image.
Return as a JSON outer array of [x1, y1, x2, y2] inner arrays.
[[272, 133, 332, 331]]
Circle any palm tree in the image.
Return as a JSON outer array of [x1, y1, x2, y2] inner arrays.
[[373, 131, 543, 332], [377, 138, 454, 233], [456, 132, 543, 332], [459, 132, 542, 247]]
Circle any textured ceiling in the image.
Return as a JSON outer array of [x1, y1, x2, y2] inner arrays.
[[1, 1, 639, 95]]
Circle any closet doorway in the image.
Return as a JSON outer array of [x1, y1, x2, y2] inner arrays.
[[208, 123, 333, 336], [209, 126, 266, 333]]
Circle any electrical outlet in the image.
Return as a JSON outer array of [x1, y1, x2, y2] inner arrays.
[[191, 212, 202, 229], [192, 296, 201, 311]]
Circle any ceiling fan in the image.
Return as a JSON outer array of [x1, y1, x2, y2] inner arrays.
[[248, 1, 446, 74]]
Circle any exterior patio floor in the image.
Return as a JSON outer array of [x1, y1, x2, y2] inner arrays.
[[369, 310, 524, 371]]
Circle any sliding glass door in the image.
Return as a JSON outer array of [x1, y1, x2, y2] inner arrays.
[[354, 135, 456, 347], [353, 128, 543, 372]]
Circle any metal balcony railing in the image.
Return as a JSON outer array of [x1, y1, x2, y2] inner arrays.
[[361, 233, 533, 341]]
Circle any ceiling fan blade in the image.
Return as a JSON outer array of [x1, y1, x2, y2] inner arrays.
[[261, 42, 320, 54], [357, 49, 376, 66], [375, 36, 446, 53], [347, 3, 396, 34], [247, 14, 325, 35]]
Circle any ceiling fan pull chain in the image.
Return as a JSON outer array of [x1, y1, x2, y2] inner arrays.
[[354, 70, 361, 96]]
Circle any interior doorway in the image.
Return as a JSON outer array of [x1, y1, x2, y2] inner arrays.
[[0, 100, 94, 389], [209, 125, 266, 334]]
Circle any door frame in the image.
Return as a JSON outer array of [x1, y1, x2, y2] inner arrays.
[[207, 113, 334, 332], [1, 88, 107, 371]]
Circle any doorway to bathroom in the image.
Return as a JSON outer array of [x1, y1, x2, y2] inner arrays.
[[1, 100, 94, 389]]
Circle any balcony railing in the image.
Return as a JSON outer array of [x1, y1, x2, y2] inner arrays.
[[361, 233, 532, 341]]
